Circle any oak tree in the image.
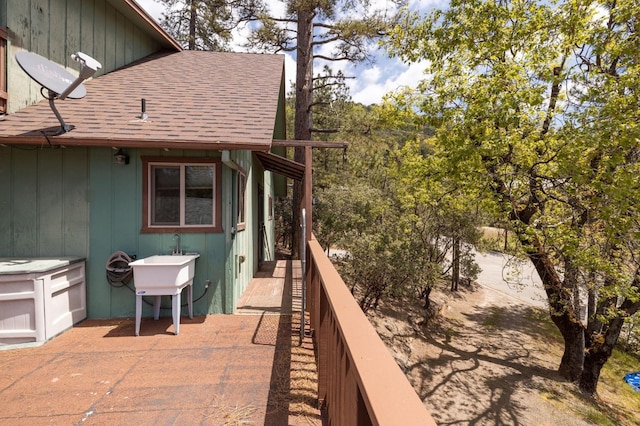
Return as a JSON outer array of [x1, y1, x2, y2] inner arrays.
[[387, 0, 640, 395]]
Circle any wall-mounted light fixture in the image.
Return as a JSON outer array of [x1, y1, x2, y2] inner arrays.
[[114, 148, 130, 165]]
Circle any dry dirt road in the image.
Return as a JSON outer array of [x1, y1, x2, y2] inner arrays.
[[474, 250, 547, 308]]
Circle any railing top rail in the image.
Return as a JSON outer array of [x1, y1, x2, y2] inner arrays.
[[308, 237, 436, 425]]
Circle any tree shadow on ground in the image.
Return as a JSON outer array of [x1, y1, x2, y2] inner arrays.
[[462, 303, 562, 345], [394, 303, 564, 425]]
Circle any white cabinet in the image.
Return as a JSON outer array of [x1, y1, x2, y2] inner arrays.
[[0, 258, 86, 347]]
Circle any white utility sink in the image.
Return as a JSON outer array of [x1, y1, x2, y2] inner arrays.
[[129, 254, 199, 336]]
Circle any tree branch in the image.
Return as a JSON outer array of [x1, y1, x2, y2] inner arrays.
[[310, 128, 340, 134], [313, 54, 352, 62], [312, 35, 342, 46]]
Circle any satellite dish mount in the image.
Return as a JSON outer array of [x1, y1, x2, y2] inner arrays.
[[15, 51, 102, 135]]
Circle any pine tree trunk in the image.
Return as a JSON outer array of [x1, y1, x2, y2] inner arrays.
[[291, 8, 314, 258], [188, 0, 197, 50]]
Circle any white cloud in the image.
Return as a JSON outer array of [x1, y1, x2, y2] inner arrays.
[[284, 53, 296, 93], [393, 61, 430, 88], [360, 66, 382, 85], [136, 0, 165, 22], [346, 56, 429, 105], [265, 0, 287, 17]]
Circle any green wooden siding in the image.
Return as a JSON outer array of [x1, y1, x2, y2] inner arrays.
[[1, 146, 275, 319], [220, 150, 277, 312], [4, 0, 164, 114], [0, 146, 89, 257], [0, 3, 6, 29], [87, 148, 231, 319]]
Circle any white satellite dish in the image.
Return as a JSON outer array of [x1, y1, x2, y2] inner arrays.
[[15, 51, 102, 134]]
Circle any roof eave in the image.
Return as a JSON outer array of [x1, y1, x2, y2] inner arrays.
[[0, 137, 272, 152]]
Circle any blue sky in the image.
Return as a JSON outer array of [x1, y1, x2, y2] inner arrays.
[[135, 0, 439, 105]]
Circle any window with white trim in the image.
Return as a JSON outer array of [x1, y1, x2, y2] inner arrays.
[[142, 157, 222, 233]]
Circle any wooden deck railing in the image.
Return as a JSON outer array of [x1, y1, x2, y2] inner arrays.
[[306, 236, 436, 425]]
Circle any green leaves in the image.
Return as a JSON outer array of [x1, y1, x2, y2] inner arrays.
[[385, 0, 640, 393]]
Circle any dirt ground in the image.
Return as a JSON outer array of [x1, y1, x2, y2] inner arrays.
[[368, 282, 609, 426]]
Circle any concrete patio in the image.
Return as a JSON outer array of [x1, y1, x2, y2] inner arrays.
[[0, 259, 321, 425]]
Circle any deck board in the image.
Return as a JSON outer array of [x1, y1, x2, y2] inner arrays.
[[0, 259, 321, 425]]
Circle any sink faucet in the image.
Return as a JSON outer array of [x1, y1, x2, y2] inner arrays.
[[172, 233, 181, 255]]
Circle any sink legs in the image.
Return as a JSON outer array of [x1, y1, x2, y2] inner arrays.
[[135, 295, 142, 336], [172, 292, 181, 335], [153, 296, 161, 320], [134, 282, 193, 336], [188, 284, 193, 319]]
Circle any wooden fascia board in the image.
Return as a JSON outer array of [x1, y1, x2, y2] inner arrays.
[[271, 139, 348, 148], [0, 136, 272, 151]]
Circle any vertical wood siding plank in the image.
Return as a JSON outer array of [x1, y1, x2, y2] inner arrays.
[[124, 17, 133, 64], [12, 149, 38, 256], [62, 147, 88, 255], [38, 148, 63, 255], [49, 0, 66, 64], [65, 0, 81, 69], [30, 0, 49, 56], [9, 0, 35, 109], [132, 25, 142, 60], [109, 148, 138, 317], [0, 148, 12, 256], [88, 147, 113, 318], [10, 0, 30, 50], [80, 0, 94, 56], [114, 9, 125, 69], [92, 0, 106, 77], [103, 2, 116, 72]]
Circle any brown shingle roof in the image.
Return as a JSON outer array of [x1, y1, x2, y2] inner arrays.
[[0, 50, 284, 150]]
